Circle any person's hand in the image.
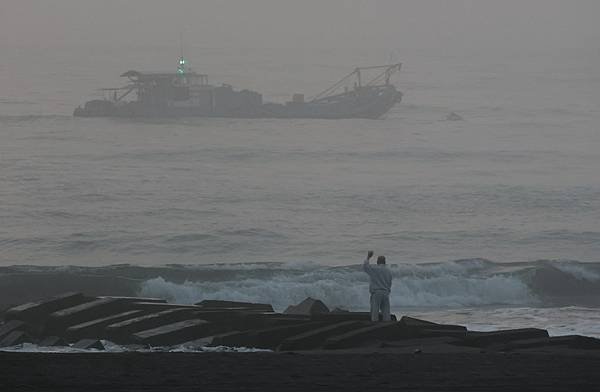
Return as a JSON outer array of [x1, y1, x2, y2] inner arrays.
[[367, 251, 374, 259]]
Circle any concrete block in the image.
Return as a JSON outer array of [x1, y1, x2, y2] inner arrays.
[[187, 311, 255, 332], [311, 312, 398, 323], [196, 307, 269, 313], [5, 292, 90, 323], [284, 297, 329, 315], [133, 319, 211, 346], [383, 336, 462, 348], [73, 339, 104, 350], [98, 296, 167, 304], [0, 320, 27, 339], [504, 335, 600, 351], [245, 322, 328, 349], [261, 316, 313, 328], [331, 307, 350, 313], [462, 328, 550, 347], [311, 312, 370, 321], [128, 302, 200, 313], [324, 322, 407, 349], [196, 300, 274, 313], [105, 308, 196, 342], [279, 321, 367, 351], [399, 316, 441, 327], [548, 335, 600, 350], [413, 328, 467, 339], [399, 316, 465, 331], [311, 312, 387, 323], [200, 331, 250, 348], [232, 312, 310, 331], [185, 310, 297, 334], [48, 297, 129, 332], [241, 312, 309, 322], [124, 344, 150, 351], [378, 337, 482, 354], [206, 322, 328, 349], [191, 310, 244, 323], [65, 310, 144, 341], [0, 331, 33, 347], [39, 336, 68, 347], [320, 320, 465, 350], [398, 317, 467, 339]]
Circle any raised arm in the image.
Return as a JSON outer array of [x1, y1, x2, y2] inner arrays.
[[363, 250, 374, 273]]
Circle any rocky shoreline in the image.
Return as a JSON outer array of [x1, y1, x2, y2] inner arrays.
[[3, 293, 600, 353], [2, 293, 600, 390]]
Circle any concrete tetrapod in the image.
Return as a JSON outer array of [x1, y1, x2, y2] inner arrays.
[[398, 316, 467, 339], [400, 316, 466, 330], [461, 328, 550, 347], [5, 292, 90, 323], [503, 335, 600, 351], [73, 339, 105, 350], [284, 297, 329, 316], [324, 322, 410, 349], [65, 310, 144, 341], [98, 296, 167, 304], [238, 312, 310, 329], [251, 322, 331, 349], [0, 331, 33, 347], [133, 319, 212, 346], [278, 321, 368, 351], [311, 312, 397, 323], [196, 300, 274, 313], [210, 322, 329, 349], [47, 297, 130, 332], [105, 308, 197, 343], [191, 331, 249, 348], [0, 320, 27, 340], [127, 302, 200, 313], [39, 336, 68, 347]]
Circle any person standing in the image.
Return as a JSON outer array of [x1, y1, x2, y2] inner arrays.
[[363, 250, 393, 322]]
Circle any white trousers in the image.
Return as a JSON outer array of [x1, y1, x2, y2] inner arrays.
[[370, 291, 391, 322]]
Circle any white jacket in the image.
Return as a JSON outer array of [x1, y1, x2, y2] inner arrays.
[[363, 257, 393, 294]]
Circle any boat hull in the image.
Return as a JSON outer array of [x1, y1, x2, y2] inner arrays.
[[74, 86, 402, 120]]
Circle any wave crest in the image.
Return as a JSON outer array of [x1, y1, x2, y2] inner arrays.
[[138, 263, 534, 311]]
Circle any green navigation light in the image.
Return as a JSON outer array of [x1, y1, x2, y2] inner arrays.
[[177, 57, 186, 75]]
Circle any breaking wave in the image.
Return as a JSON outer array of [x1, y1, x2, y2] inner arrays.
[[3, 259, 600, 312], [139, 272, 531, 311], [136, 259, 600, 311]]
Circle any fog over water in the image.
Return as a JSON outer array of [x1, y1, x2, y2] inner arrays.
[[2, 1, 600, 49], [0, 0, 600, 265], [1, 0, 600, 338], [1, 1, 600, 266]]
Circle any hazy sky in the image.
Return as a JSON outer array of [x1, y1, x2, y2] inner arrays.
[[1, 0, 599, 51]]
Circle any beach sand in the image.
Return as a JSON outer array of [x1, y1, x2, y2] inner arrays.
[[2, 350, 600, 391]]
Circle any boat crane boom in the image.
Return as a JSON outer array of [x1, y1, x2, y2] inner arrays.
[[309, 63, 401, 102]]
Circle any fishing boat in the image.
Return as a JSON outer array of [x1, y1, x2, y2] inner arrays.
[[74, 55, 402, 119]]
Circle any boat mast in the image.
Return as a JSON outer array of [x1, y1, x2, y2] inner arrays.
[[177, 32, 187, 75]]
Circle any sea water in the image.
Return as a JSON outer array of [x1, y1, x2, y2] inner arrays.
[[1, 44, 600, 343]]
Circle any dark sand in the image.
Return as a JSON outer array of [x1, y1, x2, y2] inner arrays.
[[2, 351, 600, 391]]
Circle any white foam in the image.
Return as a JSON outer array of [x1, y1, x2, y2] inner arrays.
[[138, 263, 533, 311], [0, 341, 270, 354], [0, 341, 124, 353], [551, 261, 600, 282]]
